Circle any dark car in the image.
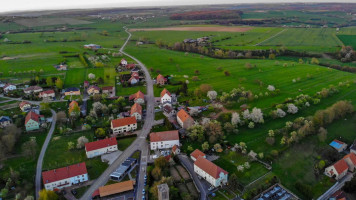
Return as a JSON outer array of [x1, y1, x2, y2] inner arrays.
[[71, 189, 77, 195]]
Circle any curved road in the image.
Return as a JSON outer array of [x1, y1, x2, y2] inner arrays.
[[35, 109, 57, 199], [80, 27, 155, 200]]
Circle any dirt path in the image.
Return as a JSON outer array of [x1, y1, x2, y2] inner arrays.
[[2, 52, 56, 60], [130, 26, 253, 32], [212, 106, 234, 119], [254, 29, 287, 46]]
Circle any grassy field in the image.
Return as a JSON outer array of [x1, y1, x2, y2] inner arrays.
[[42, 130, 108, 179], [337, 35, 356, 49]]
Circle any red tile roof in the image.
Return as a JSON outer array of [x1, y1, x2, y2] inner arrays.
[[25, 111, 41, 124], [42, 162, 87, 184], [130, 103, 142, 116], [88, 85, 100, 91], [129, 91, 144, 101], [191, 149, 206, 160], [126, 64, 136, 69], [344, 153, 356, 165], [150, 130, 179, 142], [334, 139, 346, 145], [333, 159, 349, 174], [177, 109, 193, 123], [194, 156, 228, 179], [40, 90, 55, 95], [69, 101, 78, 108], [102, 86, 113, 91], [111, 117, 137, 128], [160, 88, 171, 98], [85, 137, 117, 152], [19, 101, 30, 108], [24, 85, 42, 92], [157, 74, 164, 81]]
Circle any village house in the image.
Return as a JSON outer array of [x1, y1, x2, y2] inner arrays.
[[54, 64, 67, 71], [25, 111, 44, 131], [329, 139, 348, 152], [150, 130, 180, 150], [126, 64, 136, 70], [129, 91, 145, 104], [111, 117, 137, 135], [64, 87, 81, 96], [194, 156, 228, 187], [84, 44, 101, 50], [160, 88, 172, 106], [3, 84, 16, 93], [156, 74, 166, 85], [177, 109, 194, 129], [42, 162, 88, 191], [85, 137, 118, 158], [120, 58, 128, 67], [343, 153, 356, 172], [325, 159, 349, 180], [130, 103, 142, 120], [102, 86, 114, 96], [190, 149, 206, 162], [39, 90, 55, 99], [128, 73, 139, 85], [0, 116, 11, 128], [87, 85, 100, 96], [163, 105, 176, 118], [19, 101, 31, 112], [24, 86, 43, 94], [131, 66, 140, 74]]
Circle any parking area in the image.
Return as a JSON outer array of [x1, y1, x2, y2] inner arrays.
[[101, 150, 123, 164]]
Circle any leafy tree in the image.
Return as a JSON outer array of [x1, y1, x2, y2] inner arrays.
[[199, 84, 212, 94], [202, 142, 209, 151], [204, 120, 223, 144], [311, 57, 320, 65], [318, 127, 327, 142], [95, 128, 106, 137], [318, 160, 326, 170], [229, 173, 239, 190], [46, 77, 53, 87], [56, 111, 67, 124], [154, 157, 168, 169], [22, 139, 38, 158], [151, 167, 162, 181], [55, 77, 64, 89], [38, 189, 58, 200], [67, 142, 75, 150], [76, 136, 89, 149]]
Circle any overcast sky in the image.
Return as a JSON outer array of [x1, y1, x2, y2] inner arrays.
[[2, 0, 355, 13]]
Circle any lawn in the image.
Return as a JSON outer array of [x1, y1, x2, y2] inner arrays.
[[43, 130, 108, 179], [337, 35, 356, 49], [117, 136, 137, 151]]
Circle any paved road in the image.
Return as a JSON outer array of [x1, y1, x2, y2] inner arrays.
[[80, 26, 155, 200], [317, 172, 354, 200], [178, 154, 209, 200], [35, 109, 57, 199]]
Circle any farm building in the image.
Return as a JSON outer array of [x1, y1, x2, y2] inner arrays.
[[84, 44, 101, 50], [329, 139, 348, 152], [42, 162, 88, 191], [193, 156, 228, 187], [130, 103, 142, 120], [177, 109, 194, 129], [150, 130, 179, 150], [25, 111, 44, 131], [190, 149, 206, 162], [129, 91, 145, 104], [98, 180, 135, 198], [0, 116, 11, 128], [111, 117, 137, 135], [85, 137, 118, 158]]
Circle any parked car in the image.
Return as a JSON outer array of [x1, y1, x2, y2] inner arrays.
[[71, 189, 77, 195], [142, 189, 145, 195]]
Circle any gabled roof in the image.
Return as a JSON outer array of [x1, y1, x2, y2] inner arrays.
[[24, 85, 42, 92], [3, 83, 15, 89], [129, 91, 144, 101], [19, 101, 30, 108], [351, 140, 356, 152], [102, 86, 113, 91], [157, 74, 164, 81], [0, 116, 11, 122], [111, 117, 137, 128], [191, 149, 206, 160], [40, 90, 55, 95], [128, 76, 139, 82], [126, 64, 136, 69], [88, 85, 100, 91], [25, 111, 41, 124], [160, 88, 171, 98], [85, 137, 117, 152], [163, 105, 173, 113], [130, 103, 142, 115], [69, 101, 78, 108], [333, 159, 349, 174], [330, 139, 346, 150], [344, 153, 356, 165], [42, 162, 87, 184], [150, 130, 179, 142], [194, 156, 228, 179], [65, 87, 80, 92], [99, 180, 134, 197], [177, 109, 193, 123]]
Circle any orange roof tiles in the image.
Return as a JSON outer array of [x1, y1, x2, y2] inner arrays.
[[160, 88, 171, 98], [177, 109, 193, 123], [85, 137, 117, 152], [129, 91, 145, 101], [99, 180, 134, 197], [111, 117, 137, 128], [333, 159, 349, 174], [194, 156, 228, 179], [42, 162, 87, 184], [130, 103, 142, 116], [191, 149, 206, 160], [150, 130, 179, 142]]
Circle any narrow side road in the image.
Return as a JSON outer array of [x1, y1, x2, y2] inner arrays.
[[35, 109, 57, 199]]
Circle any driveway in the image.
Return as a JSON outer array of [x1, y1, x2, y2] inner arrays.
[[178, 154, 210, 200], [35, 109, 57, 199]]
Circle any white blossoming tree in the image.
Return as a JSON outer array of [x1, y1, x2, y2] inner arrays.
[[250, 107, 264, 123], [287, 104, 298, 114], [267, 85, 275, 91], [231, 112, 241, 126], [88, 73, 95, 80], [276, 108, 286, 118], [207, 90, 218, 101]]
